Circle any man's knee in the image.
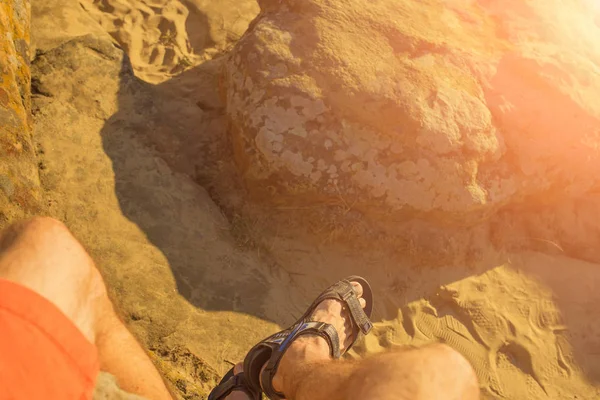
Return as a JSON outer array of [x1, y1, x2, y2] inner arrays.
[[0, 216, 103, 288], [382, 343, 478, 388], [423, 343, 478, 383], [0, 217, 110, 342], [0, 217, 76, 256], [6, 216, 97, 275], [22, 216, 66, 230], [21, 217, 110, 300], [13, 216, 78, 248], [349, 344, 479, 400]]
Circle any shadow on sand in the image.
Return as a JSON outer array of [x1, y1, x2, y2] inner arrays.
[[99, 38, 600, 391]]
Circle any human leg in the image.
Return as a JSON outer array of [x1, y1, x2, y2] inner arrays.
[[273, 341, 480, 400], [223, 278, 479, 400], [0, 217, 172, 400]]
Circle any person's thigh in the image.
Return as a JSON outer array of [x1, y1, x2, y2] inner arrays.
[[0, 217, 174, 400], [0, 217, 106, 343], [347, 344, 480, 400]]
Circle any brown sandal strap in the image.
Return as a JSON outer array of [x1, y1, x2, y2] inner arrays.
[[260, 321, 341, 399], [243, 276, 374, 400], [309, 278, 373, 336], [208, 370, 260, 400]]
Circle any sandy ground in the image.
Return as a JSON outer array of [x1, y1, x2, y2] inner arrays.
[[79, 0, 259, 83], [28, 1, 600, 399]]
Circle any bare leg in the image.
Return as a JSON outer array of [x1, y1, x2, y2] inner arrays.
[[226, 282, 479, 400], [0, 217, 172, 400], [273, 341, 480, 400]]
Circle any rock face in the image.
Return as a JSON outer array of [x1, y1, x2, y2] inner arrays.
[[0, 0, 41, 225], [223, 0, 600, 225]]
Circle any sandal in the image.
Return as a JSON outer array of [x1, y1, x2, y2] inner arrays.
[[208, 367, 261, 400], [243, 275, 374, 399]]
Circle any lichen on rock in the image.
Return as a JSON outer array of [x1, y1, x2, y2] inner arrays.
[[223, 0, 600, 226], [0, 0, 41, 225]]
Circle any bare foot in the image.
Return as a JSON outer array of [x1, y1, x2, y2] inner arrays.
[[269, 281, 367, 395]]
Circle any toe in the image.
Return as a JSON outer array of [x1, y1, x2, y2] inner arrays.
[[351, 281, 364, 298], [351, 282, 366, 310]]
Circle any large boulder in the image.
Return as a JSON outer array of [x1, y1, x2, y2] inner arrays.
[[0, 0, 41, 225], [223, 0, 600, 225]]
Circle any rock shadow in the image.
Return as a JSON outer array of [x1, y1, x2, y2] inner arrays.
[[100, 52, 273, 320]]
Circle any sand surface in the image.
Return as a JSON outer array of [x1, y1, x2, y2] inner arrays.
[[27, 0, 600, 399]]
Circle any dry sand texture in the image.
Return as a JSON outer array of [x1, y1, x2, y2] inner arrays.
[[79, 0, 259, 83], [0, 0, 596, 399]]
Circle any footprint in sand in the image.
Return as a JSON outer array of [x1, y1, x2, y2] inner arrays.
[[80, 0, 259, 82]]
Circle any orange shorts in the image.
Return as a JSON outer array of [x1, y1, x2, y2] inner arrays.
[[0, 279, 99, 400]]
